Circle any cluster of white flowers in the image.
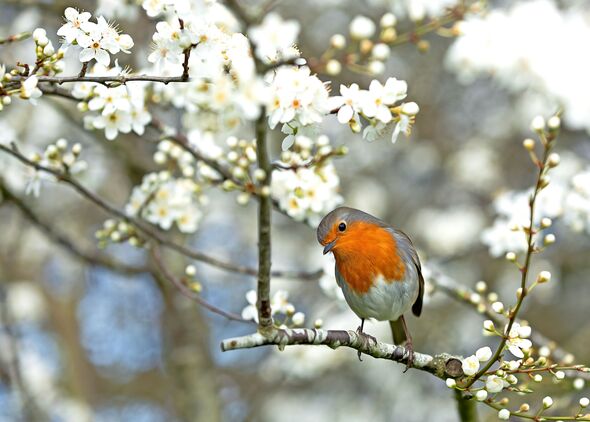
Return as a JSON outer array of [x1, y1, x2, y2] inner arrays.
[[446, 0, 590, 133], [266, 66, 330, 131], [241, 289, 305, 326], [564, 169, 590, 234], [125, 171, 205, 233], [271, 135, 343, 226], [71, 63, 151, 140], [249, 13, 300, 64], [57, 7, 133, 66], [331, 78, 419, 143], [25, 139, 87, 197], [461, 346, 492, 376]]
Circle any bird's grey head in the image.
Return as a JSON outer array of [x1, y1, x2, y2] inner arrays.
[[316, 206, 386, 249]]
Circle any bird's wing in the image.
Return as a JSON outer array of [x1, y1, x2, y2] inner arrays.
[[389, 228, 424, 317]]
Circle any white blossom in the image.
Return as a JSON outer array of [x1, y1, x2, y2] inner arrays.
[[486, 375, 507, 393], [249, 13, 300, 63], [266, 66, 330, 130], [461, 355, 480, 376], [506, 322, 532, 358], [475, 346, 492, 362], [126, 174, 205, 233]]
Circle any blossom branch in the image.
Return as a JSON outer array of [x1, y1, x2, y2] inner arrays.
[[10, 74, 189, 86], [0, 142, 321, 281], [465, 127, 558, 388], [428, 271, 586, 375], [220, 327, 465, 379]]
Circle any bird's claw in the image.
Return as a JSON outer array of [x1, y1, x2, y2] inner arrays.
[[355, 326, 376, 362], [403, 342, 415, 373]]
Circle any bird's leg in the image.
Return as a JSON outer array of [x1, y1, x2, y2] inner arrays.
[[400, 315, 414, 372], [356, 318, 365, 361]]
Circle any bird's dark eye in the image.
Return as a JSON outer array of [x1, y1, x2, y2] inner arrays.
[[338, 222, 346, 232]]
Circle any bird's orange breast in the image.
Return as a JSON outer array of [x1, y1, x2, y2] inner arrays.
[[333, 222, 405, 294]]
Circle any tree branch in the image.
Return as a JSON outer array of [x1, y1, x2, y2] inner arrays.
[[0, 31, 31, 45], [221, 327, 465, 379], [0, 181, 147, 275], [466, 130, 557, 388], [455, 390, 478, 422], [150, 245, 250, 323], [0, 142, 321, 281], [10, 74, 189, 86], [254, 110, 273, 329]]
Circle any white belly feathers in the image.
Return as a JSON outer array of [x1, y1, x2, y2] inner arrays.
[[335, 268, 419, 322]]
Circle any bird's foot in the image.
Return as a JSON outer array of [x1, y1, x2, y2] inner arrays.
[[403, 341, 415, 373], [355, 325, 376, 362]]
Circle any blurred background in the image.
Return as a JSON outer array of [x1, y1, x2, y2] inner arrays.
[[0, 0, 589, 421]]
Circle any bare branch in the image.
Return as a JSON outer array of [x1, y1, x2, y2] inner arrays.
[[0, 182, 147, 275], [0, 32, 31, 45], [150, 245, 250, 323], [221, 327, 465, 379], [254, 110, 273, 329]]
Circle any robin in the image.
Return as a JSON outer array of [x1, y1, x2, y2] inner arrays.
[[317, 206, 424, 368]]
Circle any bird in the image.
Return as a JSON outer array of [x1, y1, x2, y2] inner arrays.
[[317, 206, 424, 368]]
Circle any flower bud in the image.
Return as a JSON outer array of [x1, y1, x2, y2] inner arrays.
[[540, 217, 552, 228], [537, 271, 551, 283], [325, 59, 341, 76], [445, 378, 456, 388], [544, 234, 556, 245], [372, 43, 390, 60], [547, 115, 560, 130], [531, 115, 546, 132], [475, 281, 487, 293], [542, 396, 553, 408], [523, 138, 535, 150], [491, 301, 504, 314], [380, 13, 397, 27], [475, 390, 487, 401], [185, 265, 196, 277], [505, 252, 516, 262], [498, 409, 510, 420], [580, 397, 589, 408], [350, 16, 376, 39], [547, 153, 560, 168], [330, 34, 346, 49]]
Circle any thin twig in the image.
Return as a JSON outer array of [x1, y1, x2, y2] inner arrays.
[[465, 132, 556, 388], [0, 32, 31, 45], [0, 182, 147, 275], [150, 245, 250, 323]]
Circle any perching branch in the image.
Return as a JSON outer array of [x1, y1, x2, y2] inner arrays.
[[221, 327, 465, 379]]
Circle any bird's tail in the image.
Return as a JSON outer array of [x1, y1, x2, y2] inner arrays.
[[389, 319, 407, 345]]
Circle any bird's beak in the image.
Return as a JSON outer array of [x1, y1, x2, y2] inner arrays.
[[323, 240, 336, 255]]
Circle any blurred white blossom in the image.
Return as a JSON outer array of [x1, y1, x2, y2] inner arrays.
[[249, 13, 300, 63], [125, 172, 205, 233]]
